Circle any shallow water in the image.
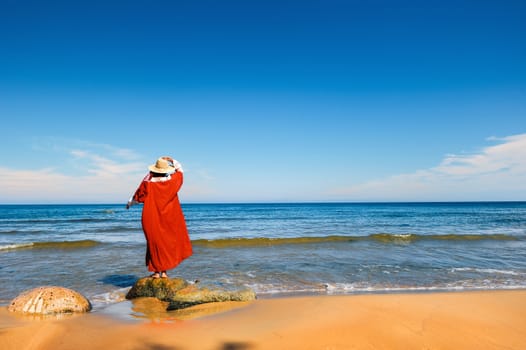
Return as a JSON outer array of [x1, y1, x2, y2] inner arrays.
[[1, 202, 525, 309]]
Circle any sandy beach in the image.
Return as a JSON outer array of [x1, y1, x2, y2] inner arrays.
[[1, 290, 525, 350]]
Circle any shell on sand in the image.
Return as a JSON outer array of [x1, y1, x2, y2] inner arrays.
[[8, 286, 92, 315]]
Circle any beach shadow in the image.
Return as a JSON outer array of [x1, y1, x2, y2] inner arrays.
[[220, 342, 254, 350], [132, 340, 252, 350], [136, 343, 180, 350], [99, 274, 140, 288]]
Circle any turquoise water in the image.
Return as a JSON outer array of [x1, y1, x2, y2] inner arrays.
[[1, 202, 525, 309]]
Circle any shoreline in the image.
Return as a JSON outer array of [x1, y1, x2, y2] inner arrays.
[[1, 290, 525, 349]]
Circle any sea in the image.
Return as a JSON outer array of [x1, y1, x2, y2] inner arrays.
[[1, 202, 526, 311]]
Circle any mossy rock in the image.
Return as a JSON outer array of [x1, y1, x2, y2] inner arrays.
[[125, 277, 188, 301], [167, 285, 256, 310], [126, 276, 257, 311]]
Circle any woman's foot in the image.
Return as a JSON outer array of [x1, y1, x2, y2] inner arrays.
[[160, 271, 168, 278], [150, 272, 160, 279]]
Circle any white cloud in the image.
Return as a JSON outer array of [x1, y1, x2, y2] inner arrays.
[[0, 142, 220, 203], [70, 149, 142, 177], [436, 134, 526, 177], [0, 144, 147, 204], [329, 133, 526, 201], [2, 134, 525, 203]]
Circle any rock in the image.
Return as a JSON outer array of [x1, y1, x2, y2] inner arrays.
[[8, 286, 92, 315], [167, 285, 257, 311], [126, 277, 257, 311], [125, 277, 188, 301]]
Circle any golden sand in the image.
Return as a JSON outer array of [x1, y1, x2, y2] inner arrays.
[[1, 290, 525, 350]]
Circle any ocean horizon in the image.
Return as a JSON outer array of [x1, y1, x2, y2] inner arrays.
[[1, 201, 525, 310]]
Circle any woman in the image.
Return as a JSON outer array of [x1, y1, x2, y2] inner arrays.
[[127, 156, 192, 278]]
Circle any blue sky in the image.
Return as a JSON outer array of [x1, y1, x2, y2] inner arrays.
[[0, 0, 525, 203]]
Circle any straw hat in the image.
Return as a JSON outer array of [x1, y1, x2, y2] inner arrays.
[[148, 157, 176, 174]]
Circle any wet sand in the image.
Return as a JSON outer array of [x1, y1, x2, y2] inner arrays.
[[1, 290, 525, 349]]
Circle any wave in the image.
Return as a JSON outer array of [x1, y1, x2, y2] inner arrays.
[[192, 236, 354, 247], [192, 233, 519, 248], [450, 267, 522, 276], [0, 226, 141, 235], [0, 239, 102, 251], [245, 281, 526, 296], [1, 233, 519, 251], [1, 218, 113, 225], [91, 226, 141, 233], [320, 283, 526, 295], [367, 233, 518, 243]]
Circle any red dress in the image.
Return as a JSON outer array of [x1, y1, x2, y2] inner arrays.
[[132, 171, 192, 272]]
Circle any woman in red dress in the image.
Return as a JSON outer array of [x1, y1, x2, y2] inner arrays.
[[127, 156, 192, 278]]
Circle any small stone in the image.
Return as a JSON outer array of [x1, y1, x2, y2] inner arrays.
[[8, 286, 92, 315]]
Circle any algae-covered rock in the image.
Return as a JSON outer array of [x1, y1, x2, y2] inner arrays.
[[125, 277, 188, 301], [126, 276, 256, 311], [167, 285, 256, 310], [8, 286, 92, 315]]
